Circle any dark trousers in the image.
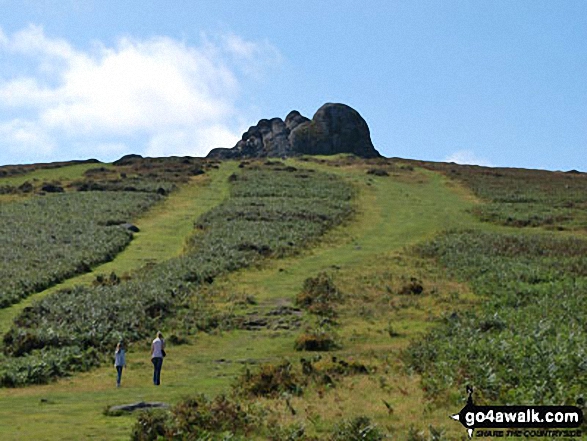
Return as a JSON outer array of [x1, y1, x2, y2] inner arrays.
[[116, 366, 123, 386], [152, 357, 163, 385]]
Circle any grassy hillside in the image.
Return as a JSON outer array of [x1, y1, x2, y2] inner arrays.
[[0, 191, 160, 308], [412, 160, 587, 231], [0, 156, 584, 440]]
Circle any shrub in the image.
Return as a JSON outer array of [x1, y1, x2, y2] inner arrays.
[[172, 394, 255, 435], [409, 230, 587, 404], [421, 160, 587, 230], [399, 277, 424, 295], [319, 356, 369, 376], [406, 425, 449, 441], [2, 165, 354, 386], [366, 168, 389, 177], [331, 416, 384, 441], [266, 423, 308, 441], [296, 272, 342, 317], [294, 328, 339, 352], [131, 409, 171, 441], [130, 394, 259, 440], [0, 191, 160, 308], [167, 333, 189, 345], [235, 361, 303, 398], [0, 346, 101, 387]]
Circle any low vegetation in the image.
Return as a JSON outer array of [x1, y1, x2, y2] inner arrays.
[[69, 155, 208, 194], [294, 327, 340, 352], [0, 155, 210, 196], [132, 356, 374, 440], [0, 159, 99, 179], [416, 161, 587, 230], [331, 416, 384, 441], [296, 272, 342, 318], [0, 192, 160, 308], [3, 154, 586, 439], [407, 230, 587, 405], [131, 394, 260, 441], [0, 164, 353, 386]]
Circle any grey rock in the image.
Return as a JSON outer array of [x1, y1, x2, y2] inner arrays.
[[206, 147, 239, 159], [109, 401, 169, 412], [207, 103, 380, 159], [120, 223, 140, 233], [285, 110, 310, 131], [264, 117, 291, 157], [40, 184, 64, 193], [290, 103, 379, 158]]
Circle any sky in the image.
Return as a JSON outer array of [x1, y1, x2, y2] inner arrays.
[[0, 1, 585, 171]]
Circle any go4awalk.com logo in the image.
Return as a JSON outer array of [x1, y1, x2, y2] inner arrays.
[[451, 387, 584, 438]]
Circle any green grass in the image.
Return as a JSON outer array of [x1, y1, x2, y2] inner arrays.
[[0, 166, 234, 338], [0, 162, 109, 187], [3, 156, 577, 439], [0, 159, 487, 440], [136, 160, 484, 439], [0, 191, 160, 308], [0, 163, 354, 387], [408, 230, 587, 405], [223, 164, 479, 308], [414, 160, 587, 231]]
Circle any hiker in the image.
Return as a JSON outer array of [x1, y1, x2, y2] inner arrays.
[[114, 341, 126, 387], [151, 331, 166, 386]]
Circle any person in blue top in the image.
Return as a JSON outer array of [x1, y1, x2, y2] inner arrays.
[[114, 341, 126, 388], [150, 331, 166, 386]]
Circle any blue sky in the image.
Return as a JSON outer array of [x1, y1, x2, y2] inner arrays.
[[0, 1, 585, 171]]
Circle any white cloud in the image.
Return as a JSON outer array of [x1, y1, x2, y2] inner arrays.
[[0, 25, 279, 163], [145, 125, 243, 159], [221, 33, 282, 67], [0, 77, 57, 107], [0, 119, 56, 154], [444, 149, 494, 167], [90, 142, 130, 157], [8, 24, 75, 59]]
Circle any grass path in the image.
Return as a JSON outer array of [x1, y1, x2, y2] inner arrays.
[[0, 163, 236, 337], [0, 163, 482, 440], [231, 165, 480, 306]]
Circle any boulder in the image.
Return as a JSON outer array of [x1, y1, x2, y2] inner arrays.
[[207, 103, 380, 159], [120, 223, 140, 233], [290, 103, 379, 158], [41, 184, 64, 193], [108, 401, 169, 413], [262, 117, 291, 157]]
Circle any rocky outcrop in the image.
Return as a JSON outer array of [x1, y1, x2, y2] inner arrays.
[[108, 401, 169, 413], [290, 103, 379, 158], [120, 223, 140, 233], [207, 103, 380, 159]]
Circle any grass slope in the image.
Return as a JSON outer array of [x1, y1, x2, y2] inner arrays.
[[0, 160, 483, 440], [223, 164, 478, 308], [0, 165, 234, 338], [0, 162, 107, 187]]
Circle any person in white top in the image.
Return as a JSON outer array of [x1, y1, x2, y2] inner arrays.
[[114, 341, 126, 388], [150, 331, 166, 386]]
